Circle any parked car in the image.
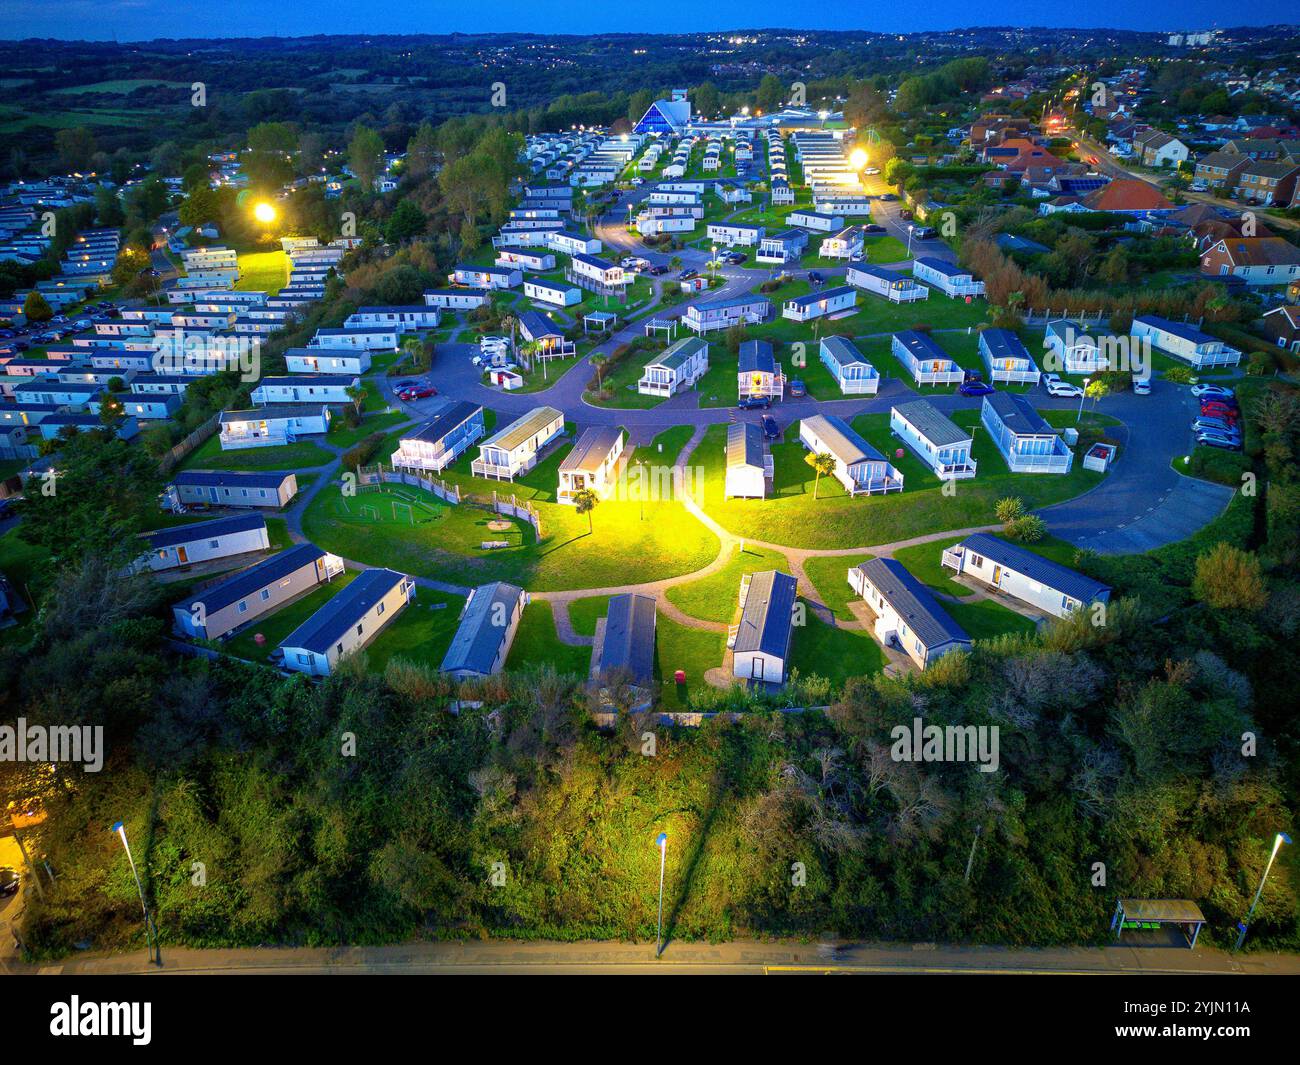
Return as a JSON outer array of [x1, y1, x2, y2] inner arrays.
[[677, 269, 697, 280], [399, 386, 437, 400], [912, 226, 938, 240], [648, 265, 667, 276], [899, 209, 914, 221], [738, 395, 771, 411], [1047, 381, 1084, 398], [1199, 401, 1238, 420], [788, 379, 806, 398], [0, 866, 17, 898], [725, 252, 746, 265], [395, 380, 417, 389], [1132, 376, 1151, 395], [959, 379, 995, 397], [1192, 419, 1240, 437], [761, 415, 779, 441], [864, 167, 881, 175], [862, 223, 886, 234], [879, 193, 899, 201], [1191, 383, 1234, 398], [1196, 431, 1242, 451]]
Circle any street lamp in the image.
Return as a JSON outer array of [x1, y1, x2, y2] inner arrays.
[[655, 832, 668, 957], [636, 460, 646, 520], [1077, 378, 1089, 423], [1235, 832, 1292, 951], [111, 821, 159, 965], [906, 224, 915, 257]]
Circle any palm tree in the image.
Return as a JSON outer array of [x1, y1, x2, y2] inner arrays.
[[344, 384, 366, 417], [590, 353, 608, 392], [500, 314, 518, 364], [807, 451, 836, 500], [520, 339, 543, 377], [572, 488, 599, 533]]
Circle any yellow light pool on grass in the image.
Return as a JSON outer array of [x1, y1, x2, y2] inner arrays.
[[253, 201, 277, 224], [849, 147, 869, 170]]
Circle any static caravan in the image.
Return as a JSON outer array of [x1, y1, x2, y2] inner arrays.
[[345, 306, 442, 330], [636, 212, 695, 237], [284, 347, 372, 375], [757, 230, 809, 265], [789, 209, 845, 233], [980, 392, 1073, 474], [682, 295, 770, 335], [942, 532, 1110, 618], [557, 426, 625, 503], [219, 404, 330, 449], [495, 247, 557, 272], [439, 581, 529, 679], [524, 279, 583, 308], [423, 288, 490, 311], [738, 340, 784, 400], [799, 413, 903, 495], [819, 227, 864, 260], [172, 543, 344, 641], [783, 285, 856, 322], [280, 568, 415, 677], [706, 222, 764, 247], [390, 401, 485, 474], [638, 337, 709, 397], [724, 421, 772, 499], [912, 257, 985, 299], [847, 263, 929, 303], [730, 570, 798, 685], [979, 329, 1041, 384], [168, 469, 298, 509], [122, 394, 182, 420], [591, 593, 657, 689], [252, 375, 360, 405], [12, 379, 100, 410], [891, 330, 964, 387], [569, 253, 626, 292], [139, 512, 269, 573], [819, 336, 880, 395], [309, 327, 398, 352], [1043, 320, 1106, 374], [849, 558, 971, 670], [451, 264, 523, 290], [547, 231, 602, 257], [130, 374, 192, 397], [890, 399, 977, 479], [1130, 316, 1242, 370], [470, 405, 565, 481]]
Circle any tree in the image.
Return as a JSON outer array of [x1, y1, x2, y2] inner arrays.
[[384, 199, 426, 244], [1006, 514, 1047, 542], [1192, 543, 1268, 611], [844, 81, 887, 128], [884, 158, 913, 188], [22, 290, 53, 323], [756, 74, 785, 114], [405, 122, 437, 180], [349, 125, 386, 191], [344, 384, 366, 417], [572, 488, 599, 534], [94, 187, 124, 227], [54, 126, 95, 171], [692, 82, 721, 119], [995, 496, 1025, 524], [807, 452, 836, 500]]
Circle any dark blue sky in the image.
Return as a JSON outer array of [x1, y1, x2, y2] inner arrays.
[[3, 0, 1278, 41]]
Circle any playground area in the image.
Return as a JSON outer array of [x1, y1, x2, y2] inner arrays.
[[344, 484, 448, 528]]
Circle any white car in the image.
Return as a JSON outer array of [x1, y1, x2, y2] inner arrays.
[[1046, 381, 1084, 398], [1040, 372, 1061, 388], [1191, 383, 1233, 398]]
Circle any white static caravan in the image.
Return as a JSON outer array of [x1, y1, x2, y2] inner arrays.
[[1129, 316, 1242, 370], [469, 406, 565, 481], [139, 512, 269, 573], [849, 558, 972, 670], [979, 329, 1041, 385], [557, 426, 625, 504], [724, 421, 772, 499], [782, 285, 856, 322], [345, 306, 442, 330], [819, 227, 864, 260], [569, 253, 626, 291], [636, 213, 695, 237], [284, 348, 372, 375], [451, 264, 523, 290], [390, 402, 486, 475], [847, 263, 930, 304], [251, 375, 360, 405], [219, 404, 331, 449], [280, 568, 416, 677], [706, 222, 765, 247], [423, 288, 490, 311], [890, 399, 977, 480], [941, 532, 1111, 619], [495, 247, 557, 272], [1043, 320, 1107, 375], [524, 279, 583, 307], [730, 570, 798, 685], [818, 336, 880, 395], [788, 210, 845, 233], [891, 330, 964, 387], [168, 470, 298, 510], [439, 582, 529, 679], [638, 337, 709, 397], [547, 231, 602, 257], [799, 413, 904, 496], [309, 327, 398, 352], [682, 295, 771, 335], [912, 257, 986, 299], [980, 392, 1073, 474]]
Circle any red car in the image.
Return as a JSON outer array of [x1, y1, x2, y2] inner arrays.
[[1200, 405, 1238, 423], [1200, 400, 1237, 416], [399, 386, 437, 400]]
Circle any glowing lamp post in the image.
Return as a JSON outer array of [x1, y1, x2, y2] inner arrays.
[[1235, 833, 1292, 951], [111, 820, 159, 965], [252, 201, 277, 226], [655, 832, 668, 957]]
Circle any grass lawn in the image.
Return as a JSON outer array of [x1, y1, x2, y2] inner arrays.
[[235, 251, 290, 295], [943, 596, 1038, 641], [655, 613, 726, 710], [181, 434, 335, 472], [505, 601, 591, 676], [631, 424, 696, 467], [789, 605, 887, 686], [362, 586, 466, 672], [567, 594, 610, 638], [223, 572, 358, 663], [328, 409, 410, 450], [695, 409, 1115, 550], [585, 347, 667, 410], [664, 543, 789, 623], [802, 553, 875, 620]]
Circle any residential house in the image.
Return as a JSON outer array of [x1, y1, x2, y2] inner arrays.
[[738, 340, 784, 400], [782, 285, 855, 322], [1200, 237, 1300, 286], [139, 512, 269, 573], [799, 413, 903, 496], [1130, 316, 1242, 369], [219, 405, 330, 449], [284, 347, 372, 374], [819, 336, 879, 395], [251, 375, 359, 405], [172, 543, 345, 641], [730, 570, 798, 685], [1081, 179, 1173, 213], [890, 399, 977, 480], [439, 581, 529, 679], [390, 402, 486, 474], [591, 593, 657, 689], [980, 392, 1073, 473], [848, 558, 971, 670], [557, 426, 625, 503], [638, 336, 709, 397], [979, 328, 1041, 384], [1194, 151, 1250, 189], [280, 568, 415, 676], [891, 330, 964, 386], [847, 263, 929, 303], [1261, 305, 1300, 353], [1133, 130, 1190, 168], [941, 533, 1110, 618], [167, 470, 298, 510], [1234, 161, 1300, 206], [913, 258, 985, 299], [724, 421, 773, 500], [469, 406, 565, 481]]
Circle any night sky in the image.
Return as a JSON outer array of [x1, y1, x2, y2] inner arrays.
[[2, 1, 1283, 42]]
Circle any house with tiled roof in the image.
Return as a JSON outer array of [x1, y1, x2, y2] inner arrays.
[[1233, 160, 1300, 207], [1261, 304, 1300, 353], [1081, 179, 1173, 214], [1133, 129, 1189, 168], [1194, 151, 1250, 190], [1200, 237, 1300, 286]]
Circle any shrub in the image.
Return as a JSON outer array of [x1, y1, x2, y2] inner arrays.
[[1006, 513, 1047, 542], [994, 496, 1025, 523], [342, 430, 387, 470]]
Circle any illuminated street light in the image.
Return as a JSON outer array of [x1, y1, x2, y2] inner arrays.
[[111, 820, 159, 965], [655, 832, 668, 957], [849, 147, 868, 170], [1236, 833, 1292, 951], [253, 201, 277, 225]]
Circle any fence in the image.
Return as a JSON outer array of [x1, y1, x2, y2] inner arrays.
[[158, 413, 220, 476], [1023, 309, 1204, 328], [485, 490, 543, 538], [590, 705, 828, 728]]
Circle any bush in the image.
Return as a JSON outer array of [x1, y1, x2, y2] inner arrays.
[[1006, 514, 1047, 542], [995, 496, 1025, 523], [342, 431, 387, 470]]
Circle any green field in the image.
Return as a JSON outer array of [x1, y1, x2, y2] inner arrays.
[[506, 601, 592, 676], [789, 606, 888, 685], [664, 543, 789, 623], [235, 251, 290, 295], [801, 553, 876, 619], [181, 434, 335, 472]]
